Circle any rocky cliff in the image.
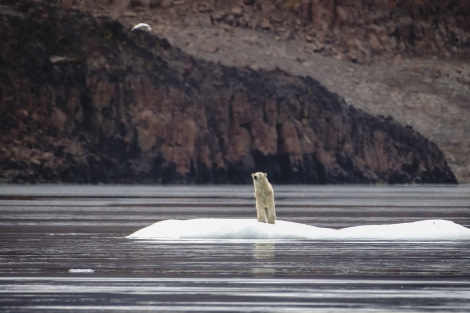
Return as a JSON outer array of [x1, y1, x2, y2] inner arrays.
[[108, 0, 470, 64], [210, 0, 470, 63], [0, 2, 457, 184]]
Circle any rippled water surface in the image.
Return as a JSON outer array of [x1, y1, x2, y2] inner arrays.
[[1, 185, 470, 312]]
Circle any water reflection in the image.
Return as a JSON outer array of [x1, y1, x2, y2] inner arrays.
[[252, 242, 276, 276]]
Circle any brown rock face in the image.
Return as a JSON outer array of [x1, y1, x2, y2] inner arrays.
[[0, 2, 457, 184], [169, 0, 470, 63]]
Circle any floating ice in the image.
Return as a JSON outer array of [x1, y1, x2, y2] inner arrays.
[[131, 23, 152, 32], [68, 268, 95, 273], [127, 219, 470, 241]]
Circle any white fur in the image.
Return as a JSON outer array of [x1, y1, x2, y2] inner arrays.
[[252, 172, 276, 224]]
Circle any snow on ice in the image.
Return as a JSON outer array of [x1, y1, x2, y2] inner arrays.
[[127, 219, 470, 241]]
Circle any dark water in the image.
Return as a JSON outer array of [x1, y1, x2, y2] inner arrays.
[[1, 185, 470, 312]]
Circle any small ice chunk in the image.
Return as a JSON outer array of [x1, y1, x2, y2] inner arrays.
[[68, 268, 95, 273]]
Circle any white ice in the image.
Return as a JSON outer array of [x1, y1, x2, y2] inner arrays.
[[131, 23, 152, 32], [68, 269, 95, 273], [127, 219, 470, 241]]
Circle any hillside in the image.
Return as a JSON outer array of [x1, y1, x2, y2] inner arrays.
[[0, 1, 459, 184], [96, 0, 470, 182]]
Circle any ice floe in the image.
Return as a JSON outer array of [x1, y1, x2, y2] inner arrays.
[[127, 218, 470, 241]]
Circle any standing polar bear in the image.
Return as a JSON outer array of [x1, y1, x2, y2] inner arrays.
[[251, 172, 276, 224]]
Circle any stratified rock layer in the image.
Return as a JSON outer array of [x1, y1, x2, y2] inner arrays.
[[0, 2, 457, 184]]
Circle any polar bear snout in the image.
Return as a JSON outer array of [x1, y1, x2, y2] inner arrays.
[[251, 172, 266, 181]]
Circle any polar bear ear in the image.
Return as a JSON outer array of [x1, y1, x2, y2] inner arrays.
[[263, 172, 268, 177]]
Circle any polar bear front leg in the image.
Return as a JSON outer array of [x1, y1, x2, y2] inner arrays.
[[256, 203, 267, 223]]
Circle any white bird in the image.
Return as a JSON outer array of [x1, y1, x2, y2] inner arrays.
[[131, 23, 152, 32]]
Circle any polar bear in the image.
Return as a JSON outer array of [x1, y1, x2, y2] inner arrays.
[[251, 172, 276, 224]]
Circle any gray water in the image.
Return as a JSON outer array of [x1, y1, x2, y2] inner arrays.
[[0, 185, 469, 312]]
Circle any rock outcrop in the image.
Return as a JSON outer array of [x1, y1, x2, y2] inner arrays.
[[42, 0, 470, 64], [0, 2, 457, 184], [193, 0, 470, 63]]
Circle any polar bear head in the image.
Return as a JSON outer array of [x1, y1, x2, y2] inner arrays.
[[251, 172, 268, 184]]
